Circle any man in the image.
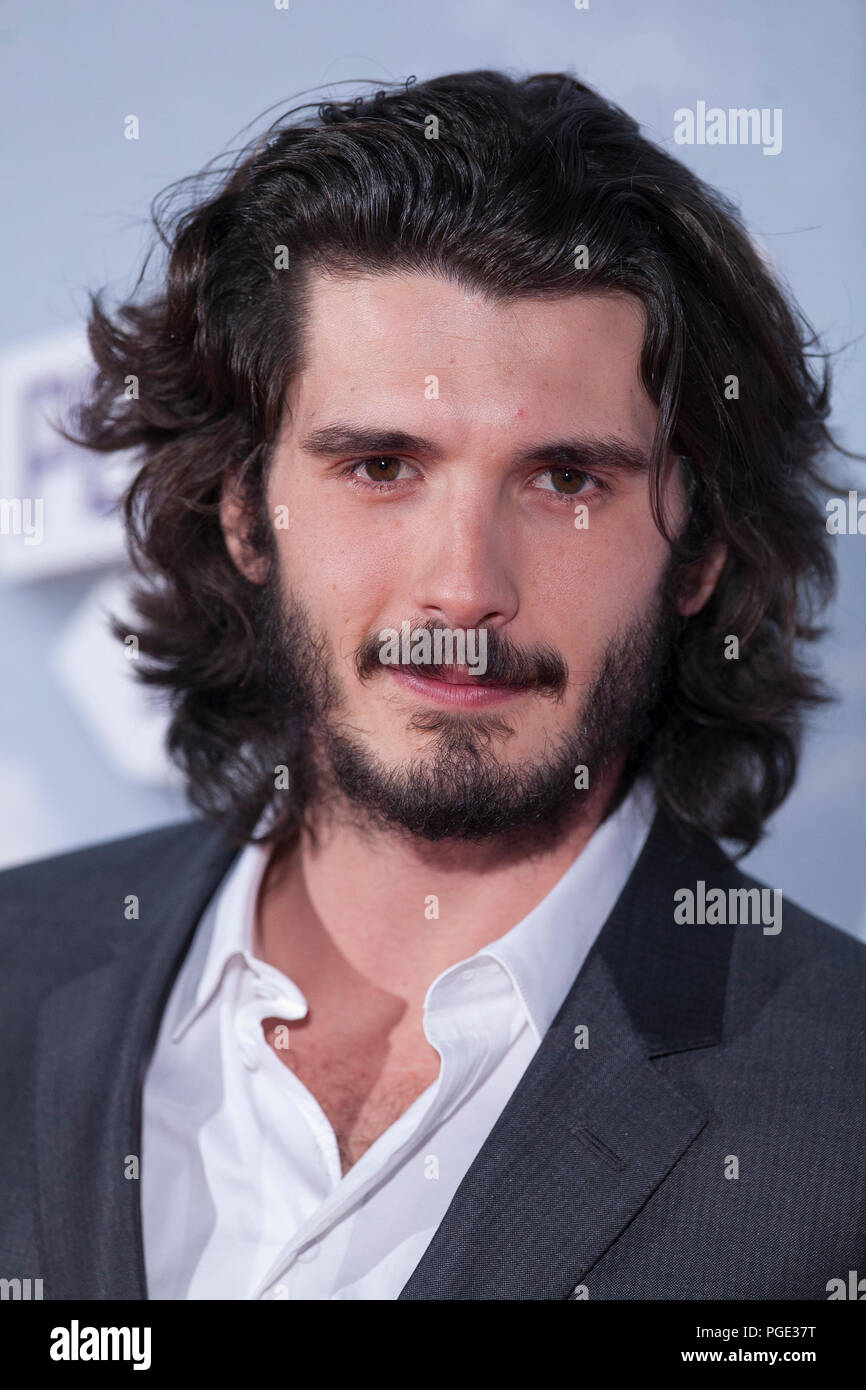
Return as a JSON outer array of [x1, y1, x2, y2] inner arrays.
[[1, 69, 863, 1301]]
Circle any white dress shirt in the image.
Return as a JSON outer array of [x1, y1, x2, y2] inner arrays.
[[141, 780, 655, 1300]]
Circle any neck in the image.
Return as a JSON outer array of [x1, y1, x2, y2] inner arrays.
[[255, 760, 627, 1005]]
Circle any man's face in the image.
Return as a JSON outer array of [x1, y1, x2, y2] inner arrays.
[[231, 270, 704, 845]]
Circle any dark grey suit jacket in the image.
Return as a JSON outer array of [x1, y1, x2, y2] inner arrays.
[[1, 807, 864, 1300]]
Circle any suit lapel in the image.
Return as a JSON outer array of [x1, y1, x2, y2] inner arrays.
[[33, 822, 239, 1300], [399, 808, 736, 1299]]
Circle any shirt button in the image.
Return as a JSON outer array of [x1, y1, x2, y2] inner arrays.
[[460, 968, 476, 981], [296, 1244, 320, 1263]]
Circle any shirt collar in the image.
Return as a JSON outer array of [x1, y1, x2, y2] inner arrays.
[[422, 777, 655, 1043], [169, 836, 272, 1043], [169, 778, 655, 1047]]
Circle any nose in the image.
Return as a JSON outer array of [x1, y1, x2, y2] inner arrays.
[[409, 478, 520, 634]]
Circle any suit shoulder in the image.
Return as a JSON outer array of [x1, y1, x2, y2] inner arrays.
[[0, 817, 219, 902], [736, 867, 866, 974], [0, 818, 240, 1042], [0, 817, 233, 959], [723, 871, 866, 1048]]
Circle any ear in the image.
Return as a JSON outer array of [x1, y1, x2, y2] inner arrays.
[[219, 470, 270, 585], [677, 540, 727, 617]]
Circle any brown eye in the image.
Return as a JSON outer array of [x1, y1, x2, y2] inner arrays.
[[549, 468, 587, 494], [362, 457, 403, 482]]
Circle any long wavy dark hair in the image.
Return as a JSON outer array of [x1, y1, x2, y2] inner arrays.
[[61, 69, 851, 854]]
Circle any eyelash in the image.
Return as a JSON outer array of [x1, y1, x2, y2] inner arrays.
[[339, 458, 609, 507]]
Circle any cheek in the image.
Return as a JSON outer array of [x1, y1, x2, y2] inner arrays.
[[529, 505, 670, 631], [270, 476, 405, 619]]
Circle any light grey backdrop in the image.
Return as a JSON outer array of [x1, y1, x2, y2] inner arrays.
[[1, 0, 864, 935]]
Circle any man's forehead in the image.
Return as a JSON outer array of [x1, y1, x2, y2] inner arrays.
[[300, 267, 646, 353], [285, 268, 653, 435]]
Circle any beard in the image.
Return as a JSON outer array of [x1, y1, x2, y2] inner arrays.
[[251, 564, 682, 853]]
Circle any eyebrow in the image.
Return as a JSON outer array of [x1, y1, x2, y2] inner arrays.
[[298, 424, 650, 473]]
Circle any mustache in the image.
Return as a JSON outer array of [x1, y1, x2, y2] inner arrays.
[[353, 621, 568, 697]]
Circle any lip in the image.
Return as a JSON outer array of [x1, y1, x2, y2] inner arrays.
[[388, 667, 525, 707]]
